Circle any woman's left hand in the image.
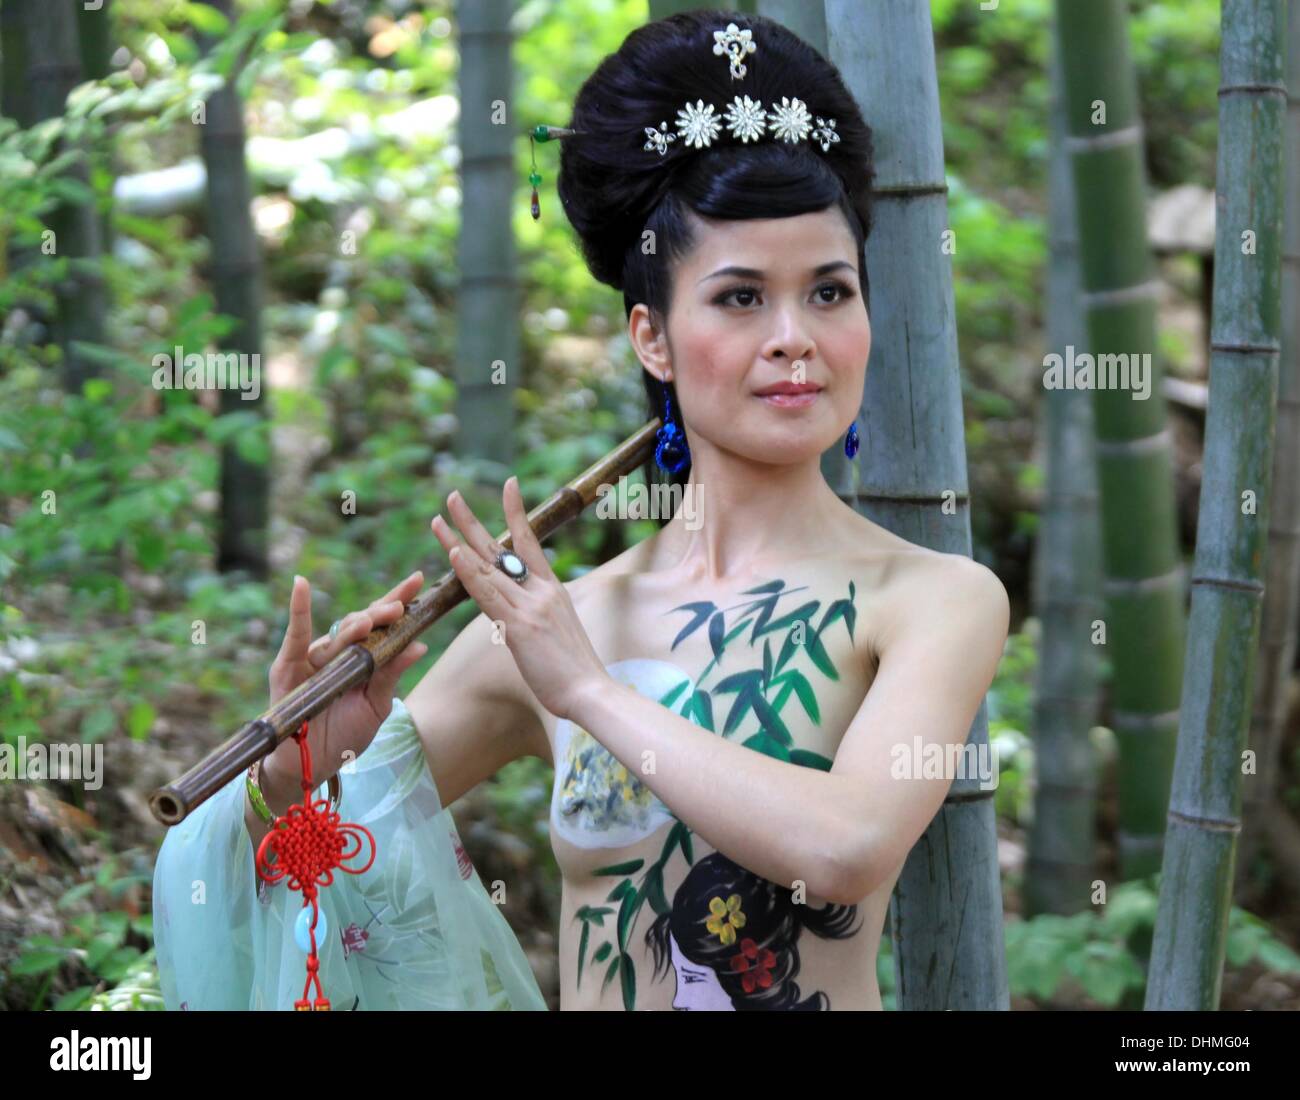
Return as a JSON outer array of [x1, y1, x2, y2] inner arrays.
[[432, 476, 611, 721]]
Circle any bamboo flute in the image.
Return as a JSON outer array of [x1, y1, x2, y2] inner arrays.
[[149, 417, 663, 826]]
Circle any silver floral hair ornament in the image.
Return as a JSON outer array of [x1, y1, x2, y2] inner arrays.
[[528, 21, 840, 220], [642, 22, 841, 158], [713, 21, 756, 80]]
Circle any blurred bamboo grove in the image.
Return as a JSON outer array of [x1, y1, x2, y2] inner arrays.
[[0, 0, 1298, 1016]]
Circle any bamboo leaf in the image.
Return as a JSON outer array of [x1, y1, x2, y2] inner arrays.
[[576, 905, 615, 927], [806, 627, 839, 680], [746, 593, 781, 643], [762, 638, 772, 689], [723, 684, 755, 735], [785, 670, 821, 724], [617, 889, 638, 951], [774, 631, 799, 676], [756, 600, 819, 640], [669, 601, 715, 649], [602, 955, 620, 993], [714, 668, 761, 694], [620, 952, 637, 1010], [708, 611, 725, 658], [789, 748, 835, 771], [751, 690, 793, 746], [577, 920, 590, 987], [593, 859, 644, 877], [742, 732, 791, 762], [645, 865, 670, 916], [593, 942, 612, 964], [658, 679, 691, 712], [689, 689, 714, 731]]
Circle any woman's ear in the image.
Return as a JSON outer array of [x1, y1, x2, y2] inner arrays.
[[628, 303, 672, 384]]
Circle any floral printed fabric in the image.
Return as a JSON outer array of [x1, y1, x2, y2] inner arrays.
[[151, 697, 547, 1011]]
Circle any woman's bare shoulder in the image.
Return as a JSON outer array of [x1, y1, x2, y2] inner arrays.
[[862, 529, 1008, 653]]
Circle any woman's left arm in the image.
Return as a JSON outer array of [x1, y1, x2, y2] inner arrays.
[[435, 479, 1009, 907]]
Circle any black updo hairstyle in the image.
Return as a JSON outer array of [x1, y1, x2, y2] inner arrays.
[[557, 9, 876, 519]]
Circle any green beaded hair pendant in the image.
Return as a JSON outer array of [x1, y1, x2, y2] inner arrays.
[[527, 124, 580, 220]]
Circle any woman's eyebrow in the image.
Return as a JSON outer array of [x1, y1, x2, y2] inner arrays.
[[698, 260, 857, 284]]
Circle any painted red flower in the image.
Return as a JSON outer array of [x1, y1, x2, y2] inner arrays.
[[728, 937, 777, 993]]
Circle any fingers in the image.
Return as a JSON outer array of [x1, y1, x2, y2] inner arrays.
[[443, 489, 501, 563], [447, 543, 520, 614], [433, 490, 524, 612], [502, 476, 556, 581], [273, 575, 314, 669], [373, 570, 423, 612], [306, 607, 378, 669], [303, 572, 424, 671]]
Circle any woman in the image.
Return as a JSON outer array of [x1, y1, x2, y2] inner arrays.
[[153, 10, 1008, 1012]]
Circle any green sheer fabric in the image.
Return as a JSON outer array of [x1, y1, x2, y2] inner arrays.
[[152, 697, 547, 1011]]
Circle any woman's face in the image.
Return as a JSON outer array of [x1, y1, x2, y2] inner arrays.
[[632, 206, 870, 467]]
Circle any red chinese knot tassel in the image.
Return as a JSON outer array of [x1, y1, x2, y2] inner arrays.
[[254, 720, 376, 1011]]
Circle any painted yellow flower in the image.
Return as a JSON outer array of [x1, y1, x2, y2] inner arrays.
[[706, 894, 747, 946]]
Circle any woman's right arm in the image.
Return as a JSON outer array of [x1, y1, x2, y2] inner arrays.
[[153, 570, 548, 1010], [401, 604, 549, 811]]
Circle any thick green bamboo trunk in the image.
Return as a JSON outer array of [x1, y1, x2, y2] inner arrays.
[[1146, 0, 1286, 1011], [197, 0, 269, 579], [25, 0, 107, 397], [1025, 30, 1103, 918], [455, 0, 518, 466], [826, 0, 1007, 1010], [1236, 0, 1300, 904], [1054, 0, 1187, 880]]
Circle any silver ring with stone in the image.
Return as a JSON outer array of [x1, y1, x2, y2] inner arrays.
[[495, 549, 528, 584], [329, 619, 342, 640]]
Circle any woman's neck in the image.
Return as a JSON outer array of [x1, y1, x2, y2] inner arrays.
[[648, 452, 846, 583]]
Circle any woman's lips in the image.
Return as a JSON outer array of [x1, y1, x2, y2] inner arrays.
[[757, 390, 821, 408]]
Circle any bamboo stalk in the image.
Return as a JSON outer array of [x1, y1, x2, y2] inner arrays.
[[456, 0, 520, 465], [1054, 0, 1188, 880], [825, 0, 1008, 1010], [195, 0, 269, 579], [1146, 0, 1286, 1010], [1025, 28, 1104, 917], [25, 0, 108, 398], [1236, 0, 1300, 901]]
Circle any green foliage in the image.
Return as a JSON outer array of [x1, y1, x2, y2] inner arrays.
[[1005, 876, 1300, 1008], [4, 851, 160, 1011]]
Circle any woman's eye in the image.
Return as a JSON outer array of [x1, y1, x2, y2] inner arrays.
[[719, 286, 758, 307], [717, 281, 856, 308]]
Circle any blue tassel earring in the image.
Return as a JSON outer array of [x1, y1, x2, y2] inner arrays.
[[655, 379, 690, 474], [844, 420, 860, 458]]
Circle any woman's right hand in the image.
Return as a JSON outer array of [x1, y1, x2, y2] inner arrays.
[[260, 571, 429, 812]]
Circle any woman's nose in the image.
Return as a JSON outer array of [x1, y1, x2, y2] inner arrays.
[[765, 310, 815, 366]]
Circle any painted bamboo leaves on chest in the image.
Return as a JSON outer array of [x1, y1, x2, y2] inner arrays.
[[573, 577, 860, 1010], [669, 576, 859, 768]]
